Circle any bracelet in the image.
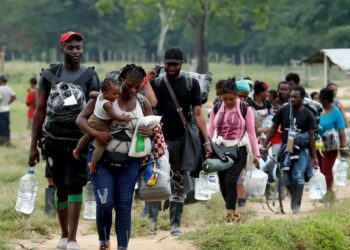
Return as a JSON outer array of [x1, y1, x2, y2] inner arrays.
[[203, 141, 210, 146], [339, 147, 349, 151]]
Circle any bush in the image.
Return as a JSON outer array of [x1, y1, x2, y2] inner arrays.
[[183, 212, 350, 250]]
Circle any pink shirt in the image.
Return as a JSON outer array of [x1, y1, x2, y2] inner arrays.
[[209, 99, 260, 157]]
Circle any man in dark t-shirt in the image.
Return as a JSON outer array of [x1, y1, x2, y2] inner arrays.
[[262, 86, 318, 213], [148, 47, 212, 236], [28, 31, 100, 250]]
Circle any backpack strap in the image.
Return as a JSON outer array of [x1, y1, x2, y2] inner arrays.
[[74, 66, 96, 86], [240, 100, 248, 118], [40, 63, 63, 85], [213, 100, 247, 118]]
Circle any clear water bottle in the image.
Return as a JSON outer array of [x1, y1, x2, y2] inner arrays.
[[207, 173, 220, 194], [83, 181, 96, 220], [194, 171, 211, 201], [333, 158, 348, 187], [15, 167, 39, 215], [309, 168, 327, 200]]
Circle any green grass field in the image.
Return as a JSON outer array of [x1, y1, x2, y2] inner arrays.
[[0, 60, 349, 249]]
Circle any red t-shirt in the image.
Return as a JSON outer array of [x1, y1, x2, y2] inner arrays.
[[270, 126, 282, 144], [26, 89, 37, 119]]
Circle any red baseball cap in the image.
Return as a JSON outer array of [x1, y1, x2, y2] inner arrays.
[[60, 31, 84, 44]]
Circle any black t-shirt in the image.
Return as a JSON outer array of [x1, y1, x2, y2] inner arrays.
[[151, 75, 202, 140], [272, 104, 316, 144], [247, 98, 271, 122]]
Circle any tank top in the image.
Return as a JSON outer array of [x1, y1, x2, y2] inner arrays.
[[106, 98, 144, 153], [93, 94, 111, 120]]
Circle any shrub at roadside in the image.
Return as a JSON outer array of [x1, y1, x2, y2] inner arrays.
[[183, 211, 350, 250]]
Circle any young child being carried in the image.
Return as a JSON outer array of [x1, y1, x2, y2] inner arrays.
[[73, 78, 131, 174]]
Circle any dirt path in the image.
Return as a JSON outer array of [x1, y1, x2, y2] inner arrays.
[[11, 185, 350, 250]]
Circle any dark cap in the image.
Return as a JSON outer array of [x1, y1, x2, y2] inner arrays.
[[0, 75, 7, 82], [60, 31, 84, 44], [164, 47, 184, 64]]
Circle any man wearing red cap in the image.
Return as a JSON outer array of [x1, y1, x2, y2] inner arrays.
[[28, 31, 100, 250]]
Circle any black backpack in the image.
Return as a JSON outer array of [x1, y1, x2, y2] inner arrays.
[[41, 64, 98, 140]]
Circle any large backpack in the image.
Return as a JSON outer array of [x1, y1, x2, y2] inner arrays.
[[41, 64, 97, 140], [303, 97, 323, 132], [155, 66, 212, 104]]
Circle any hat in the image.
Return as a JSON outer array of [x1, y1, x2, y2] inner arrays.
[[164, 47, 184, 64], [60, 31, 84, 44], [0, 75, 7, 82], [236, 80, 250, 92]]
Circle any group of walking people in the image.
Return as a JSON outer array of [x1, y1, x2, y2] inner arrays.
[[26, 31, 348, 250]]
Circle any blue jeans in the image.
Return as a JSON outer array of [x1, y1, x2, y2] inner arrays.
[[88, 146, 140, 249], [0, 111, 10, 145], [285, 148, 312, 185]]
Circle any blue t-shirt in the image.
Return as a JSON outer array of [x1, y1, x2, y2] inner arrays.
[[320, 106, 345, 135]]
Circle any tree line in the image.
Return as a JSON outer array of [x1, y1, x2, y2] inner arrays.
[[1, 0, 350, 72]]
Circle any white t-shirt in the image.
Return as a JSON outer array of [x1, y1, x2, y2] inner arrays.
[[94, 94, 111, 120], [0, 85, 16, 112]]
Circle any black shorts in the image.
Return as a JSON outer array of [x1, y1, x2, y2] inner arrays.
[[44, 138, 87, 193]]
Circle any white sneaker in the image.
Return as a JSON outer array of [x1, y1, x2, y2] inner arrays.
[[67, 241, 80, 250], [56, 238, 68, 249]]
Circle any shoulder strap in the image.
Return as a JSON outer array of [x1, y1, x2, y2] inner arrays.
[[163, 75, 187, 127], [213, 101, 222, 115], [240, 100, 248, 118], [40, 63, 63, 85], [74, 66, 96, 85], [136, 93, 145, 113]]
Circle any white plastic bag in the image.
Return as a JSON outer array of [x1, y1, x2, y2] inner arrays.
[[128, 115, 162, 157], [245, 167, 268, 196]]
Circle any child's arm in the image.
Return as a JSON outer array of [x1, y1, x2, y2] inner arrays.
[[89, 91, 100, 99], [103, 102, 131, 122]]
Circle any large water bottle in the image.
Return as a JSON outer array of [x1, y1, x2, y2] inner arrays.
[[333, 158, 348, 187], [245, 167, 268, 196], [309, 168, 327, 200], [194, 171, 211, 201], [15, 167, 39, 215], [83, 181, 96, 220]]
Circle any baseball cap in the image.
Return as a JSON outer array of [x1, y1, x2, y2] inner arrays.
[[60, 31, 84, 44], [164, 47, 184, 64]]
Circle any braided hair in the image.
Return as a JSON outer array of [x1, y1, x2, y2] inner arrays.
[[101, 78, 118, 92], [119, 64, 146, 82]]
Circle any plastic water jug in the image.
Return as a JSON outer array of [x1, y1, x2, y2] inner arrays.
[[333, 158, 348, 187], [15, 167, 39, 215], [194, 171, 211, 201], [309, 168, 327, 200], [207, 172, 220, 194], [245, 167, 268, 196], [83, 181, 96, 220]]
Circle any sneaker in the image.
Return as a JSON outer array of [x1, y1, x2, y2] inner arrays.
[[66, 241, 80, 250], [232, 211, 242, 223], [170, 224, 182, 236], [56, 238, 68, 249], [225, 212, 241, 224], [99, 241, 110, 250]]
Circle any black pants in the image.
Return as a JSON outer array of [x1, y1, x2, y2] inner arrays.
[[218, 146, 247, 210]]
